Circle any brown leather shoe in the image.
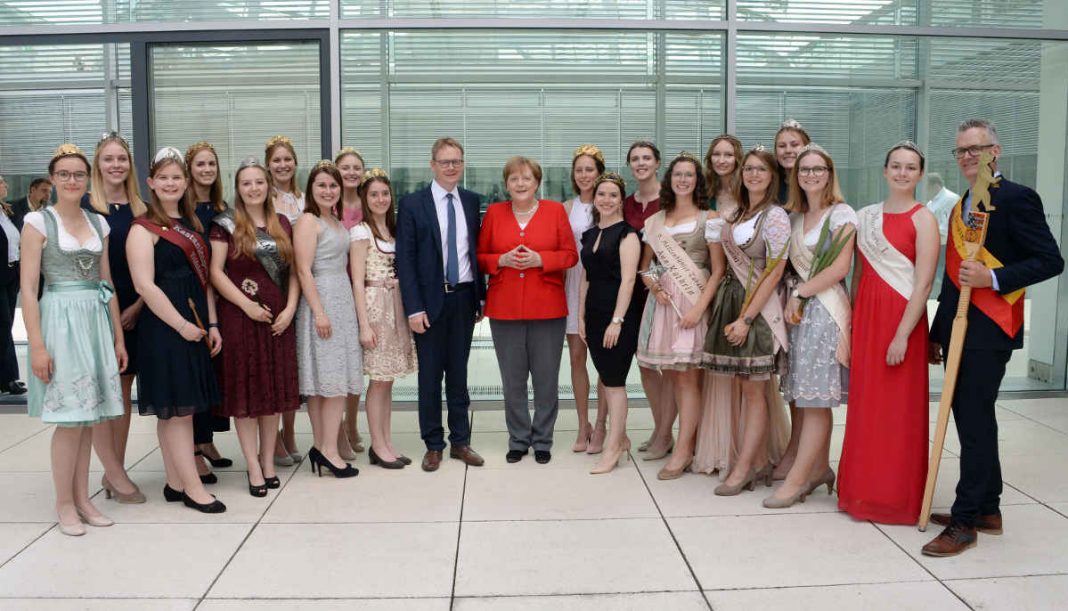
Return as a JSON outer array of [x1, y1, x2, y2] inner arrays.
[[421, 450, 443, 472], [921, 524, 977, 557], [449, 445, 485, 467], [930, 512, 1003, 535]]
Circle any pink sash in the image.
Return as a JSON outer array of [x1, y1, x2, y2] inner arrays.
[[721, 212, 789, 353]]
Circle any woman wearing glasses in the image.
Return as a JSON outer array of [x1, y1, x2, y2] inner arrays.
[[838, 141, 938, 524], [703, 146, 790, 496], [768, 145, 856, 508], [22, 144, 127, 534]]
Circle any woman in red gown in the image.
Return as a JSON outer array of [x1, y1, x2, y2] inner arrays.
[[838, 141, 940, 524]]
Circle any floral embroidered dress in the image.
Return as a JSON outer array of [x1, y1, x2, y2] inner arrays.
[[351, 222, 417, 381], [25, 208, 123, 426]]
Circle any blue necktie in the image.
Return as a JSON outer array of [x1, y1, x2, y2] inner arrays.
[[446, 193, 459, 286]]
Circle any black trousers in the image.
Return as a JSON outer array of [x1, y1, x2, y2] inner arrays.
[[413, 285, 475, 451], [0, 265, 20, 384], [944, 346, 1012, 527]]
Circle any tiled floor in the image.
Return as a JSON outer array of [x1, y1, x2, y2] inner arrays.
[[0, 398, 1066, 610]]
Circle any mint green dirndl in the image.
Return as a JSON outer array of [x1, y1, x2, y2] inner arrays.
[[26, 209, 123, 427]]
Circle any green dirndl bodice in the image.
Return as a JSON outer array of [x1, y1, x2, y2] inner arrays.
[[26, 209, 123, 427]]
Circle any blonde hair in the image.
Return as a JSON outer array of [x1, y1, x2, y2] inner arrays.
[[91, 134, 146, 217], [265, 137, 302, 199], [231, 163, 294, 265]]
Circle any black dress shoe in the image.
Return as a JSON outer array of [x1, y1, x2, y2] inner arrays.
[[534, 450, 552, 464], [506, 449, 528, 463], [163, 484, 183, 502], [199, 472, 218, 485], [182, 492, 227, 514], [2, 380, 26, 395], [264, 476, 281, 489]]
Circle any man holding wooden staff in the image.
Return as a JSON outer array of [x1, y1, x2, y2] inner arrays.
[[923, 119, 1063, 557]]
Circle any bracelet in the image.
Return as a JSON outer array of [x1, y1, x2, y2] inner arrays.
[[179, 321, 189, 333], [208, 322, 219, 329]]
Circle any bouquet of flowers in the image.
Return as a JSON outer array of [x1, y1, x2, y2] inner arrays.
[[797, 217, 855, 315]]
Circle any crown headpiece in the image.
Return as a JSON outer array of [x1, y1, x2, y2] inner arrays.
[[673, 150, 700, 164], [573, 144, 605, 165], [98, 131, 129, 149], [360, 168, 389, 185], [335, 146, 364, 163], [266, 135, 293, 149], [750, 144, 768, 153], [313, 159, 337, 172], [798, 143, 828, 155], [52, 143, 85, 160], [594, 171, 626, 191], [891, 139, 926, 160], [153, 146, 185, 167], [237, 156, 266, 172], [185, 141, 216, 163], [780, 119, 804, 131]]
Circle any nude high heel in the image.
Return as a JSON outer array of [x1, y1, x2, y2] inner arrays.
[[805, 467, 836, 496], [714, 467, 758, 496], [586, 422, 607, 455], [572, 423, 593, 453], [590, 437, 631, 475]]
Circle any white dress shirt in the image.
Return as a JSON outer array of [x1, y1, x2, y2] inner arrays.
[[430, 180, 473, 284]]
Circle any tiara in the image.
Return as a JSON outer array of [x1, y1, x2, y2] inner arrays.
[[799, 143, 828, 155], [52, 143, 84, 160], [892, 139, 926, 158], [673, 150, 700, 163], [98, 131, 129, 149], [237, 156, 266, 171], [750, 144, 767, 153], [185, 141, 216, 164], [594, 171, 626, 189], [335, 146, 364, 162], [360, 168, 389, 185], [153, 146, 185, 166], [573, 144, 605, 165], [780, 119, 804, 130], [313, 159, 337, 171], [266, 135, 293, 149]]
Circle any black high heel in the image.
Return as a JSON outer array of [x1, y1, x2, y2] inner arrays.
[[264, 475, 281, 489], [247, 473, 268, 498], [194, 451, 218, 484], [307, 447, 323, 473], [182, 492, 226, 513], [163, 484, 183, 503], [312, 452, 359, 478], [198, 447, 234, 468]]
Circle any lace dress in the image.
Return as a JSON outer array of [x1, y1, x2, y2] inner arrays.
[[781, 203, 857, 408], [351, 222, 417, 381], [296, 216, 364, 397], [209, 213, 300, 417], [25, 209, 123, 426]]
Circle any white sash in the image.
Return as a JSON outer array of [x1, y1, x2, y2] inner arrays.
[[856, 203, 914, 301], [789, 210, 852, 367], [646, 212, 708, 311]]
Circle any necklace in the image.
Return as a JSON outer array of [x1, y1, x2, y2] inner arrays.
[[513, 202, 539, 217]]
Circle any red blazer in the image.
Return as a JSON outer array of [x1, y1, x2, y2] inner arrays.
[[477, 199, 578, 320]]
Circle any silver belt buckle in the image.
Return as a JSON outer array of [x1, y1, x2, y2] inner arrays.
[[443, 283, 456, 294]]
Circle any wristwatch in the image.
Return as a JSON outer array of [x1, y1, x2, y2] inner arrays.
[[790, 287, 800, 299], [743, 316, 754, 326], [611, 317, 625, 325]]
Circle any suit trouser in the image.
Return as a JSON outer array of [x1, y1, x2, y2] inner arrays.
[[945, 346, 1011, 527], [0, 267, 20, 384], [414, 285, 475, 451], [489, 317, 566, 452]]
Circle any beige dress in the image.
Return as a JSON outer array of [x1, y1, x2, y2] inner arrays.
[[351, 222, 417, 381], [693, 196, 790, 477]]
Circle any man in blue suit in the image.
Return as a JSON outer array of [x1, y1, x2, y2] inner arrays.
[[923, 119, 1064, 556], [396, 137, 486, 471]]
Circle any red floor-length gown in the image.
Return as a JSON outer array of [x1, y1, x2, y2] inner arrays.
[[838, 204, 929, 524]]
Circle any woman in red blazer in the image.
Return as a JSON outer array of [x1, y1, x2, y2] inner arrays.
[[478, 156, 577, 465]]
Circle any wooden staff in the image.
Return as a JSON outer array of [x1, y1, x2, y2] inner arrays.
[[187, 297, 211, 346], [918, 153, 994, 532]]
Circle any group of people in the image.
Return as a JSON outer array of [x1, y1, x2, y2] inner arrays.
[[9, 118, 1062, 560]]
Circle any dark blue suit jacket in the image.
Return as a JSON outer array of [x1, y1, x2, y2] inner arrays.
[[395, 185, 485, 324], [0, 208, 17, 285], [931, 177, 1063, 351]]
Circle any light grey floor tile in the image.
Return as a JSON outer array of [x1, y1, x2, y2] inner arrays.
[[468, 432, 612, 470], [0, 524, 250, 597], [454, 592, 709, 610], [946, 574, 1068, 611], [671, 513, 931, 589], [0, 523, 50, 565], [705, 581, 968, 611], [463, 464, 658, 521], [209, 523, 457, 598], [263, 459, 464, 523], [878, 504, 1068, 580], [199, 599, 450, 611], [939, 419, 1068, 457], [1002, 453, 1068, 504], [455, 518, 696, 596], [470, 406, 655, 434], [0, 471, 102, 523], [0, 416, 50, 452], [0, 599, 196, 610]]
